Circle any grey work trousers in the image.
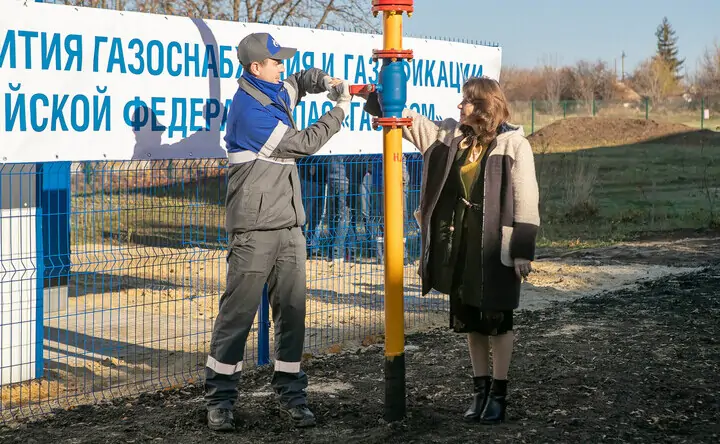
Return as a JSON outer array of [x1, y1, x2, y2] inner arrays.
[[205, 227, 308, 410]]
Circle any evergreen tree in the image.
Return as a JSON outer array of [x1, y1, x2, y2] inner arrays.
[[655, 17, 684, 81]]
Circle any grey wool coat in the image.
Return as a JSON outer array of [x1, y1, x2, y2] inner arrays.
[[365, 94, 541, 311]]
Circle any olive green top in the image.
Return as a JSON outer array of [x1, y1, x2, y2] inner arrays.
[[460, 151, 482, 197]]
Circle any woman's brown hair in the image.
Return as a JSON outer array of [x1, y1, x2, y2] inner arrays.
[[459, 77, 511, 149]]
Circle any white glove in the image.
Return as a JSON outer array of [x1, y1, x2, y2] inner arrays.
[[329, 80, 351, 116]]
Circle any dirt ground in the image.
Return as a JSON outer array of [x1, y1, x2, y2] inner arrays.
[[4, 235, 713, 412], [1, 235, 718, 443], [527, 117, 720, 150]]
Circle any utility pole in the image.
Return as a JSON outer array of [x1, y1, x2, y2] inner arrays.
[[621, 51, 626, 82]]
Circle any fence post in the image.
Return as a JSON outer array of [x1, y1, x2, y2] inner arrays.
[[592, 99, 596, 116], [645, 97, 649, 120], [531, 99, 535, 134], [34, 206, 44, 379], [36, 162, 71, 315], [257, 284, 271, 366], [701, 97, 705, 130]]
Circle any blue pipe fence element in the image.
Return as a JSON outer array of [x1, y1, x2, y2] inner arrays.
[[0, 153, 448, 421]]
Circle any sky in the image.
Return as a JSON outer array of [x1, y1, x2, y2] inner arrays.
[[404, 0, 720, 76]]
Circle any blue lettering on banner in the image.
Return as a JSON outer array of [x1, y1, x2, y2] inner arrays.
[[5, 86, 446, 134], [189, 97, 204, 131], [127, 38, 145, 75], [184, 43, 201, 77], [205, 98, 221, 130], [337, 54, 483, 91], [368, 59, 380, 84], [201, 45, 219, 78], [120, 96, 228, 137], [307, 101, 320, 127], [354, 55, 367, 84], [343, 54, 353, 81], [409, 60, 482, 91], [146, 40, 165, 76], [1, 29, 83, 71], [1, 31, 237, 78], [168, 42, 183, 76], [150, 97, 165, 131], [168, 97, 187, 137], [107, 37, 127, 73], [4, 84, 111, 132], [0, 30, 16, 68], [221, 99, 232, 131], [290, 100, 442, 132], [219, 45, 233, 78], [322, 53, 334, 78], [285, 51, 316, 76], [2, 29, 485, 90], [2, 27, 486, 139]]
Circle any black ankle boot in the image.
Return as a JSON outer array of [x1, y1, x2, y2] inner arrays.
[[463, 376, 491, 422], [480, 379, 507, 424]]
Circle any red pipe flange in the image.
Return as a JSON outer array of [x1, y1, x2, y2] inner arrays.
[[372, 117, 413, 129], [372, 0, 414, 15], [372, 49, 414, 62]]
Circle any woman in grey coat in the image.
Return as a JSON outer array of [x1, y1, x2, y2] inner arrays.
[[362, 77, 540, 423]]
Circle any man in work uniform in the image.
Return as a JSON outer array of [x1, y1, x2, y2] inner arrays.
[[205, 32, 352, 432]]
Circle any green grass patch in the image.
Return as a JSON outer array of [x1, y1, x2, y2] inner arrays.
[[535, 142, 720, 248], [71, 177, 228, 250], [68, 141, 720, 252]]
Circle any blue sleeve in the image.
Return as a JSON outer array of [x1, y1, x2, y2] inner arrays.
[[225, 89, 345, 159]]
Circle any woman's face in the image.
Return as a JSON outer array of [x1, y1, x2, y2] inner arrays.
[[458, 97, 474, 123]]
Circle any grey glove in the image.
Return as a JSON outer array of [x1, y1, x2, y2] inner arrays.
[[322, 75, 342, 92]]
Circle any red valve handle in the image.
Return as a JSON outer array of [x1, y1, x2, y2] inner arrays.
[[349, 84, 377, 95]]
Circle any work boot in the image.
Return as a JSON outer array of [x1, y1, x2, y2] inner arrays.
[[480, 379, 508, 424], [283, 404, 316, 428], [207, 408, 235, 432], [463, 376, 491, 422]]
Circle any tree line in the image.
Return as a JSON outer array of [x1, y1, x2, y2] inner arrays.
[[501, 17, 720, 105], [53, 4, 720, 105], [55, 0, 378, 31]]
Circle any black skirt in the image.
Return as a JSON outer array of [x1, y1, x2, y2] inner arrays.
[[449, 300, 514, 335], [448, 241, 514, 336]]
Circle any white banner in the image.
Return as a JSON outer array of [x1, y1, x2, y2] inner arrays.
[[0, 1, 502, 163]]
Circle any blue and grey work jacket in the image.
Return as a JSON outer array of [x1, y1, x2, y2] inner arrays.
[[223, 68, 345, 233]]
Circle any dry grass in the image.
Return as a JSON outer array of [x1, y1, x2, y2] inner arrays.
[[562, 155, 600, 221], [511, 101, 720, 135], [1, 379, 64, 408]]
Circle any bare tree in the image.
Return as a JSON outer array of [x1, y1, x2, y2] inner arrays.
[[499, 66, 544, 102], [243, 0, 378, 30], [540, 53, 565, 116], [59, 1, 378, 31], [569, 60, 615, 113], [695, 42, 720, 95], [570, 61, 597, 113], [630, 56, 678, 107]]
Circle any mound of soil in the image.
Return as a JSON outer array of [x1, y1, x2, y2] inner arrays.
[[2, 265, 718, 443], [528, 117, 720, 150]]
